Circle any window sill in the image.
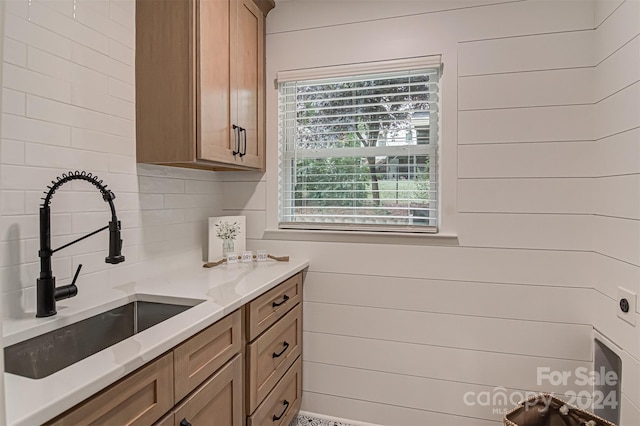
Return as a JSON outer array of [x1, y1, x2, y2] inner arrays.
[[261, 228, 459, 246]]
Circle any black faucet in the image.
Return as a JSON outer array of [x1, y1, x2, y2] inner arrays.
[[36, 171, 125, 318]]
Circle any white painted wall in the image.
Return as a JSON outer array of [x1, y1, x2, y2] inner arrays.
[[0, 0, 224, 318], [219, 0, 640, 424]]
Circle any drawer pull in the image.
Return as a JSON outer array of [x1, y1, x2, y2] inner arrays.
[[272, 399, 290, 421], [180, 419, 192, 426], [272, 294, 289, 308], [272, 341, 290, 358]]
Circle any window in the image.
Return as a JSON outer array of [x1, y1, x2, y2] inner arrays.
[[278, 57, 441, 233]]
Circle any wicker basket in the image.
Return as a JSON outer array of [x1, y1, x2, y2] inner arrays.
[[503, 393, 616, 426]]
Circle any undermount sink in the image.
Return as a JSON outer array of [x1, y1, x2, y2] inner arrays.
[[4, 299, 203, 379]]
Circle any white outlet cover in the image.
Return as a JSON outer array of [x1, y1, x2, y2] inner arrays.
[[617, 287, 637, 326]]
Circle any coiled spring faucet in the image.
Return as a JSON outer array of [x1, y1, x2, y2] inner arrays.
[[37, 171, 125, 317]]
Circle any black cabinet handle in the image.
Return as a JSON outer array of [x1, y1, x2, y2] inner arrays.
[[232, 124, 241, 156], [272, 341, 290, 358], [239, 128, 247, 157], [180, 419, 192, 426], [272, 294, 289, 308], [272, 399, 290, 422]]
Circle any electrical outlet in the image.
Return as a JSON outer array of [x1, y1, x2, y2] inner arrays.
[[617, 287, 637, 326]]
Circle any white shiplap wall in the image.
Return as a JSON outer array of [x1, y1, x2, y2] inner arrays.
[[591, 1, 640, 424], [220, 0, 640, 424], [0, 0, 224, 317]]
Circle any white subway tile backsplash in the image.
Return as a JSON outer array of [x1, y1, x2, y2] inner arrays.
[[1, 139, 25, 165], [0, 213, 71, 241], [140, 209, 185, 227], [0, 191, 26, 215], [73, 1, 134, 48], [71, 127, 133, 155], [71, 85, 134, 120], [4, 63, 71, 103], [108, 39, 134, 66], [1, 164, 68, 190], [107, 115, 135, 138], [27, 95, 110, 134], [0, 240, 29, 267], [138, 240, 178, 262], [71, 211, 110, 234], [108, 77, 134, 102], [139, 176, 185, 194], [107, 153, 136, 174], [24, 143, 109, 172], [4, 0, 29, 19], [138, 193, 164, 210], [78, 0, 110, 16], [71, 41, 134, 84], [27, 47, 109, 93], [2, 89, 26, 115], [3, 38, 27, 67], [35, 0, 75, 17], [109, 1, 134, 30], [4, 13, 72, 59], [164, 194, 217, 209], [185, 179, 220, 194], [1, 256, 72, 293], [28, 0, 109, 54], [93, 172, 139, 193], [2, 114, 71, 146]]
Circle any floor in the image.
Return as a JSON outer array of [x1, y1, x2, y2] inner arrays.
[[292, 414, 353, 426]]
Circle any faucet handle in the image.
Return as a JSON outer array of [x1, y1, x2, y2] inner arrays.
[[71, 264, 83, 287]]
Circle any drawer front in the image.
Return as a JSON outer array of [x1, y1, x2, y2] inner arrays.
[[174, 309, 242, 402], [174, 354, 243, 426], [247, 304, 301, 413], [247, 272, 302, 341], [49, 352, 174, 426], [248, 358, 302, 426]]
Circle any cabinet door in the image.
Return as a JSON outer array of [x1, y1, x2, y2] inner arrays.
[[230, 0, 265, 169], [174, 310, 242, 402], [48, 353, 174, 426], [174, 354, 243, 426], [197, 0, 234, 164]]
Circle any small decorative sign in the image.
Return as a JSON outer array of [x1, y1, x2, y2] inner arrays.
[[208, 216, 246, 262], [241, 251, 253, 263]]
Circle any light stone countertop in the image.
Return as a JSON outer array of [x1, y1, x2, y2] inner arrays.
[[3, 256, 309, 426]]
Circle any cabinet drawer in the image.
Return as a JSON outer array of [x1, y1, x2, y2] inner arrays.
[[49, 352, 174, 426], [247, 272, 302, 340], [174, 310, 241, 402], [174, 354, 243, 426], [248, 358, 302, 426], [247, 304, 301, 413]]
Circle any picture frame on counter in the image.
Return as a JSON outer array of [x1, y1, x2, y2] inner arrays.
[[208, 216, 246, 262]]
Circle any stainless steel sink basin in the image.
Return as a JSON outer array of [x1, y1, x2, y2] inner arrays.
[[4, 300, 201, 379]]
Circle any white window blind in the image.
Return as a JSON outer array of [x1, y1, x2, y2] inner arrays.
[[278, 57, 441, 233]]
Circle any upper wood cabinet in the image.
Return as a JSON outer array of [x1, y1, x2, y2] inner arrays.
[[136, 0, 274, 171]]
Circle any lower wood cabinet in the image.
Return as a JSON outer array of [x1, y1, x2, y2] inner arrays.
[[48, 352, 174, 426], [245, 272, 303, 425], [247, 358, 302, 426], [174, 310, 242, 402], [45, 272, 304, 426], [159, 354, 243, 426]]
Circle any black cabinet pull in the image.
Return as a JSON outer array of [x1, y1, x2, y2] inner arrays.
[[180, 419, 192, 426], [239, 128, 247, 157], [272, 341, 290, 358], [232, 124, 240, 156], [272, 399, 290, 421], [272, 294, 289, 308]]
